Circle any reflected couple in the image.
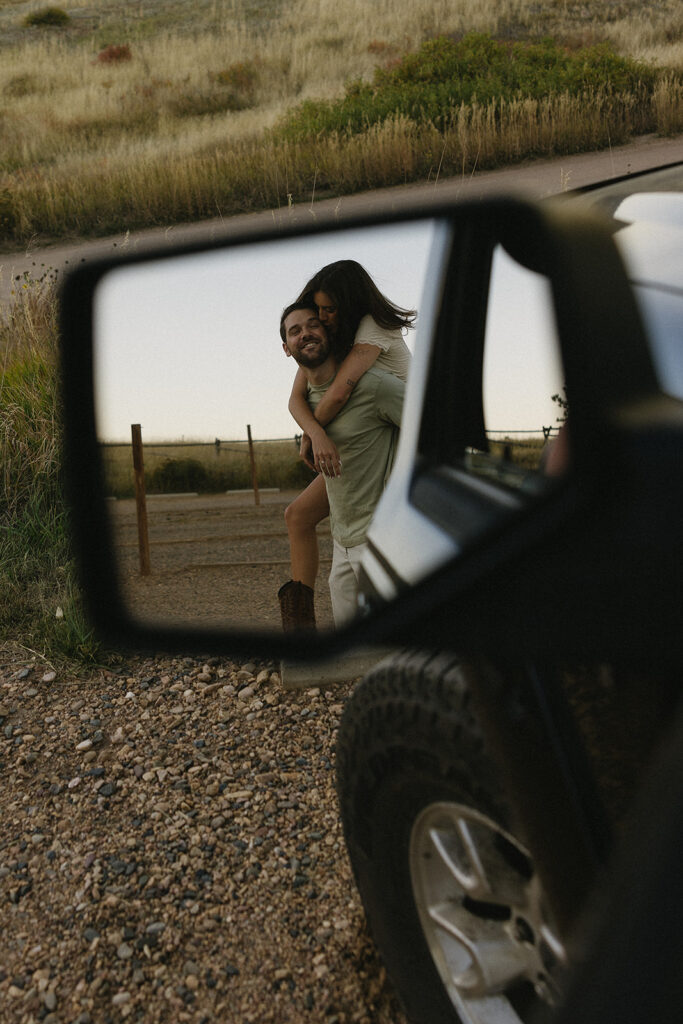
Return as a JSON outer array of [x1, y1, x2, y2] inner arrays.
[[277, 261, 415, 632], [92, 220, 567, 637]]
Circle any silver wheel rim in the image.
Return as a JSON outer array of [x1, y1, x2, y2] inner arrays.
[[409, 802, 566, 1024]]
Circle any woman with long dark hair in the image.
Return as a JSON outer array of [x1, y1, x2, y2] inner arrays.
[[278, 260, 415, 631]]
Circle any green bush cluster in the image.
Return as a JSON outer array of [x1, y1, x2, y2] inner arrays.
[[148, 458, 209, 494], [112, 447, 312, 499], [279, 32, 659, 138], [118, 66, 260, 125], [23, 6, 69, 28], [211, 61, 259, 97], [176, 61, 262, 116], [4, 73, 40, 99]]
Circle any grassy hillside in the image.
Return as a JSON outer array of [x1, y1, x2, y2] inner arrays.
[[0, 0, 682, 245]]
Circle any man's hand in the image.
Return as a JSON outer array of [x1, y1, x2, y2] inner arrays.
[[310, 427, 342, 477]]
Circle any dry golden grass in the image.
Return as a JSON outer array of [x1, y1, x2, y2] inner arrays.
[[0, 273, 97, 658], [1, 0, 682, 244]]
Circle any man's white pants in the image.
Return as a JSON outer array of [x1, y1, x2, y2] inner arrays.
[[329, 539, 367, 626]]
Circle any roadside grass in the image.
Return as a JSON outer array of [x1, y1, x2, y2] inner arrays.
[[6, 79, 682, 241], [1, 0, 683, 244], [0, 275, 98, 661]]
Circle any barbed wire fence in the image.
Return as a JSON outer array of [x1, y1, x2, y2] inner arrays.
[[100, 427, 560, 453], [107, 424, 561, 574]]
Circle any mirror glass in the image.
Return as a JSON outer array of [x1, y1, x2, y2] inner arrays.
[[93, 220, 438, 633], [472, 245, 566, 486], [361, 236, 568, 608]]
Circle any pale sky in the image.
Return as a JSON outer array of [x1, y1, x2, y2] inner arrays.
[[93, 219, 563, 444], [94, 221, 436, 443]]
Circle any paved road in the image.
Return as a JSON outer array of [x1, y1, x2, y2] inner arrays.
[[1, 132, 682, 305]]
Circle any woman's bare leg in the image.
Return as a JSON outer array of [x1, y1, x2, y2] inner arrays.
[[284, 474, 330, 589]]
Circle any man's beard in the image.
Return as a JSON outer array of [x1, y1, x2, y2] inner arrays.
[[293, 338, 329, 368]]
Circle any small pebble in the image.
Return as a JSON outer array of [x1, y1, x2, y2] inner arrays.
[[0, 649, 371, 1021]]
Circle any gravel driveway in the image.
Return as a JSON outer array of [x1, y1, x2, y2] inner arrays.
[[0, 644, 406, 1024]]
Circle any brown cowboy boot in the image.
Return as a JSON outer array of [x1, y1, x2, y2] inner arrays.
[[278, 580, 317, 632]]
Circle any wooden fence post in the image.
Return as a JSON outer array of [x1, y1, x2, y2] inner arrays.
[[131, 424, 151, 575], [247, 424, 260, 506]]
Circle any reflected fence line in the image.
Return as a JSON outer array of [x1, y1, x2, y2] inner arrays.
[[131, 424, 151, 576], [487, 427, 562, 442], [106, 424, 305, 575], [485, 427, 562, 469], [105, 424, 561, 576], [101, 427, 560, 496], [100, 428, 308, 499]]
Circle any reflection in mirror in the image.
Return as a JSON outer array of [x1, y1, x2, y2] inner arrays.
[[469, 245, 566, 490], [93, 221, 437, 634]]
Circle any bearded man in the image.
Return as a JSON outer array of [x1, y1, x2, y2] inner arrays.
[[278, 301, 405, 630]]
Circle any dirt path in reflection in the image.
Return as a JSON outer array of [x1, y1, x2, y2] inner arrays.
[[110, 490, 335, 632]]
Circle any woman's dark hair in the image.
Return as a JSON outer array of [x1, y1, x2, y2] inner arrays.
[[297, 260, 416, 359]]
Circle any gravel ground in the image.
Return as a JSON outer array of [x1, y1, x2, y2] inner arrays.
[[0, 644, 407, 1024]]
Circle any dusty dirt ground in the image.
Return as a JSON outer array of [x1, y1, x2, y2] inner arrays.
[[108, 490, 336, 633], [0, 643, 407, 1024]]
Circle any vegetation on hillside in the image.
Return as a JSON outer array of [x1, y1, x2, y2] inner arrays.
[[0, 0, 682, 244], [280, 34, 660, 138]]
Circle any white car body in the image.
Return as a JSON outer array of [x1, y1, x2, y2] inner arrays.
[[361, 180, 683, 605]]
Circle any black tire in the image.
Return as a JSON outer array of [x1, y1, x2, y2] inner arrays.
[[335, 650, 565, 1024]]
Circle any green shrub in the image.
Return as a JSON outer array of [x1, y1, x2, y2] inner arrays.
[[144, 448, 312, 495], [203, 61, 261, 113], [279, 33, 659, 139], [165, 89, 252, 118], [23, 6, 69, 28], [4, 73, 40, 98], [148, 457, 209, 493], [102, 441, 313, 499], [211, 61, 259, 95]]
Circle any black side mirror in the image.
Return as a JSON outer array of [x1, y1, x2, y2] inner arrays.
[[59, 194, 680, 665]]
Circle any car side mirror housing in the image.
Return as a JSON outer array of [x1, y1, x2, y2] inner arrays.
[[59, 194, 678, 664]]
